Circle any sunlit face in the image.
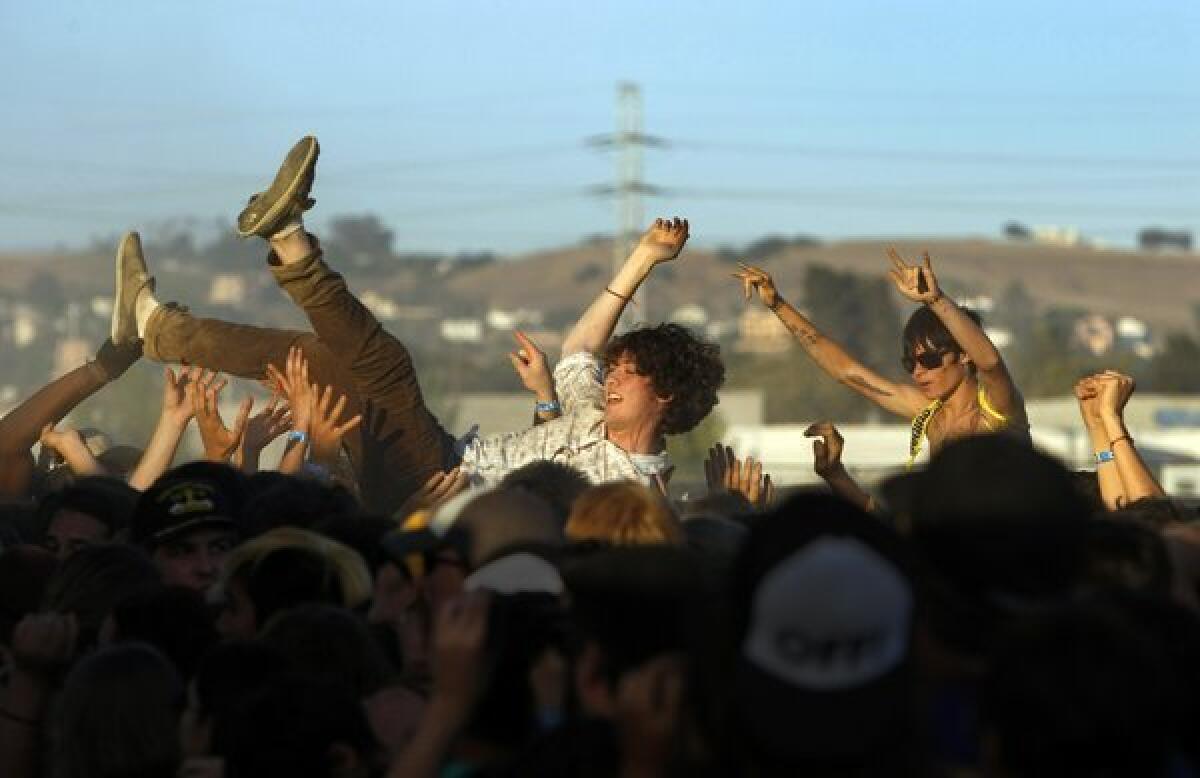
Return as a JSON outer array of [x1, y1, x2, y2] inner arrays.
[[603, 353, 669, 434], [44, 509, 110, 561], [906, 343, 968, 401], [152, 527, 236, 593]]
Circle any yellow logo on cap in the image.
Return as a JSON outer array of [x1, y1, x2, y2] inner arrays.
[[157, 482, 217, 516]]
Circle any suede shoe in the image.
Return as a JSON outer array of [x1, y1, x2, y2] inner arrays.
[[111, 232, 155, 346], [236, 135, 319, 238]]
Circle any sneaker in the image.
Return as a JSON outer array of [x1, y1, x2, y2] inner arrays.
[[111, 232, 155, 345], [236, 135, 320, 238]]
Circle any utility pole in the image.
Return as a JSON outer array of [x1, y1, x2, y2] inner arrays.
[[587, 82, 667, 325]]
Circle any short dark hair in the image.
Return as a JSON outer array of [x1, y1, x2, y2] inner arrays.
[[902, 304, 982, 359], [603, 323, 724, 435], [499, 461, 591, 524]]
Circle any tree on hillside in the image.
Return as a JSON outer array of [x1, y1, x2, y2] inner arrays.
[[328, 214, 394, 267], [803, 264, 903, 377]]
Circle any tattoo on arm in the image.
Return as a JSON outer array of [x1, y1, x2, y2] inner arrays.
[[783, 318, 819, 347], [845, 376, 893, 397]]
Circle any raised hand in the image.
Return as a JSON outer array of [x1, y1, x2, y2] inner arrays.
[[887, 247, 942, 304], [431, 591, 492, 714], [161, 365, 199, 427], [508, 330, 554, 399], [38, 423, 85, 463], [235, 393, 291, 471], [704, 443, 775, 509], [731, 262, 781, 309], [1093, 370, 1135, 417], [308, 384, 363, 466], [803, 422, 845, 479], [11, 612, 78, 678], [635, 217, 690, 265], [1073, 375, 1106, 430], [394, 467, 471, 519], [193, 370, 252, 463], [266, 346, 316, 434]]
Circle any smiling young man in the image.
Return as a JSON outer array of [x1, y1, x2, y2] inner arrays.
[[113, 137, 723, 494], [735, 249, 1028, 463]]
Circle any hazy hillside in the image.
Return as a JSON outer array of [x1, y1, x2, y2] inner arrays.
[[1, 237, 1196, 334]]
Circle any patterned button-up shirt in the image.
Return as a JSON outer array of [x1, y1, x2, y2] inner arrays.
[[458, 351, 660, 488]]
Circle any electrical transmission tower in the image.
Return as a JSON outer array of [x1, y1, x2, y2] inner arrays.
[[587, 81, 667, 324]]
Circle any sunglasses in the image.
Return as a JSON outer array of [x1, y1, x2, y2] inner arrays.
[[902, 350, 952, 373]]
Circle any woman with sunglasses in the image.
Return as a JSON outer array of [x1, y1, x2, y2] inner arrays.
[[734, 249, 1029, 464]]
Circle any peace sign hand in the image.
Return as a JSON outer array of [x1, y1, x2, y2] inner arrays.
[[887, 247, 941, 304]]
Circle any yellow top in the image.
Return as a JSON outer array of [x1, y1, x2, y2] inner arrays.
[[907, 386, 1008, 467]]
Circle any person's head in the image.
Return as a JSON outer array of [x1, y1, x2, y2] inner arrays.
[[241, 474, 362, 538], [981, 597, 1179, 778], [909, 436, 1090, 654], [602, 323, 724, 437], [182, 641, 292, 759], [215, 527, 372, 640], [722, 493, 921, 775], [41, 543, 160, 651], [213, 674, 379, 778], [106, 584, 219, 681], [0, 544, 58, 660], [259, 604, 395, 699], [902, 305, 982, 400], [565, 481, 684, 546], [133, 462, 248, 592], [499, 460, 591, 524], [564, 545, 708, 718], [52, 642, 184, 778], [38, 476, 138, 561]]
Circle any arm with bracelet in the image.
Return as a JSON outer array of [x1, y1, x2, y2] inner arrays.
[[560, 218, 689, 358], [1094, 371, 1165, 504], [1074, 375, 1127, 511], [507, 331, 561, 425]]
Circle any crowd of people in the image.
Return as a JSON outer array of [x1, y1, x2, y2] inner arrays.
[[1, 136, 1197, 777]]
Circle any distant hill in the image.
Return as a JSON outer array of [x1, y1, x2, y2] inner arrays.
[[445, 238, 1200, 334], [1, 238, 1196, 335]]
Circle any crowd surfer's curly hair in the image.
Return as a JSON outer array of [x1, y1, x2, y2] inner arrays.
[[603, 323, 724, 435]]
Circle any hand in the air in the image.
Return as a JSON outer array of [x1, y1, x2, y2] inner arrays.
[[887, 247, 941, 304]]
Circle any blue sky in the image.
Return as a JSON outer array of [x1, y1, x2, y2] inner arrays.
[[2, 0, 1196, 253]]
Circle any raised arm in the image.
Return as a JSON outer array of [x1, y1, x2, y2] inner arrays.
[[887, 248, 1024, 419], [127, 367, 197, 491], [734, 264, 926, 418], [0, 339, 140, 497], [1074, 376, 1126, 511], [804, 423, 874, 512], [1093, 371, 1165, 504], [508, 330, 560, 425], [561, 218, 689, 357]]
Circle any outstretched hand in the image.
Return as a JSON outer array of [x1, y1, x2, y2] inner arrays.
[[308, 384, 363, 466], [705, 444, 775, 508], [731, 262, 781, 309], [508, 330, 553, 399], [635, 217, 690, 265], [887, 248, 941, 304], [193, 370, 252, 463], [395, 467, 471, 520], [803, 422, 845, 479]]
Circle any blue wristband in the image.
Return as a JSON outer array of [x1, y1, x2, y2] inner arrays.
[[1095, 449, 1114, 464], [287, 430, 309, 445], [535, 400, 561, 414]]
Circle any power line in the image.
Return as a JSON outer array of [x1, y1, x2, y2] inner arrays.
[[669, 140, 1200, 170]]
